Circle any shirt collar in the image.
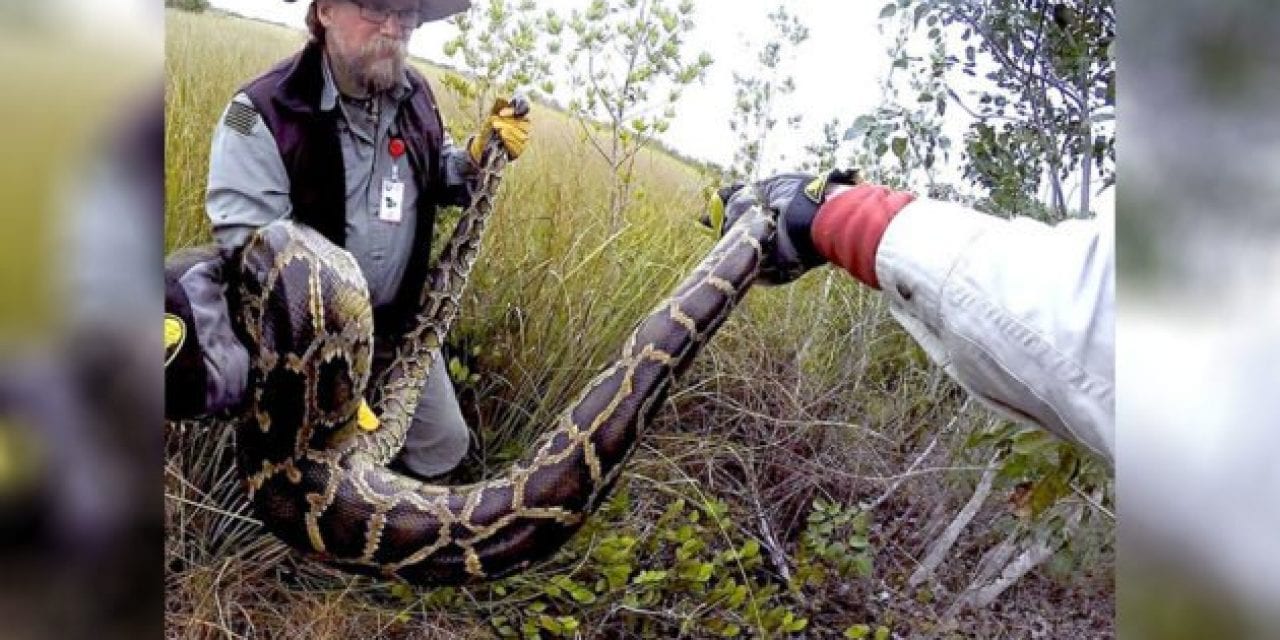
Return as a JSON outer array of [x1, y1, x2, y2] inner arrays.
[[320, 50, 413, 112]]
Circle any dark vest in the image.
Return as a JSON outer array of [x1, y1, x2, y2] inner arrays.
[[240, 40, 444, 336]]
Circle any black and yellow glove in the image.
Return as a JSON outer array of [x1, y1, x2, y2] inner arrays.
[[469, 95, 532, 163], [700, 168, 861, 285]]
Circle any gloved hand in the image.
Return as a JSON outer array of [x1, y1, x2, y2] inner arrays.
[[702, 169, 861, 285], [165, 245, 250, 420], [469, 95, 532, 163]]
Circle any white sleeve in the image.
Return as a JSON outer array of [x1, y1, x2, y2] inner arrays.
[[873, 200, 1115, 464]]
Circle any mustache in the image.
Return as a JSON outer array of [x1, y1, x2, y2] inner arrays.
[[363, 36, 407, 59]]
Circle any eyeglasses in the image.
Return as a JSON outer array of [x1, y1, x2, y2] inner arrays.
[[349, 0, 421, 30]]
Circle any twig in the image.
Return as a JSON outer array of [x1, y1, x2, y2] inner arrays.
[[747, 474, 792, 583], [1070, 482, 1114, 521], [867, 401, 969, 511], [907, 451, 1001, 588], [165, 493, 262, 526]]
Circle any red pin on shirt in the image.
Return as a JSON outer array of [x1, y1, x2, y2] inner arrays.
[[389, 138, 406, 159]]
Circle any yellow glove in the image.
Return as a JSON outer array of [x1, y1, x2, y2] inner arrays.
[[469, 96, 532, 162]]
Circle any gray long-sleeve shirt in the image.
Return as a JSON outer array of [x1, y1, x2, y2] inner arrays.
[[205, 55, 476, 308]]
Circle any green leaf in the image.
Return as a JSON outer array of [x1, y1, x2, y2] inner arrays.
[[389, 583, 415, 601], [845, 625, 871, 639], [786, 616, 809, 632], [891, 137, 908, 161], [570, 585, 596, 604], [852, 554, 873, 577], [844, 115, 874, 140], [558, 617, 579, 634], [537, 614, 562, 635], [1012, 430, 1055, 456], [603, 564, 631, 590], [874, 625, 891, 640], [633, 570, 668, 585]]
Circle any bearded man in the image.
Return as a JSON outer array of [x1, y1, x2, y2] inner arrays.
[[167, 0, 530, 480]]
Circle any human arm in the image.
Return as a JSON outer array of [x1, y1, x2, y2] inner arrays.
[[164, 92, 290, 419], [164, 244, 250, 419], [714, 176, 1115, 463], [205, 93, 292, 255], [845, 197, 1116, 464]]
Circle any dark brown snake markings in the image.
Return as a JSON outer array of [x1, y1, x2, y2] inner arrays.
[[234, 152, 777, 585]]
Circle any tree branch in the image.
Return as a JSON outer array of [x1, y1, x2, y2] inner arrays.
[[954, 6, 1086, 110], [907, 451, 1001, 589]]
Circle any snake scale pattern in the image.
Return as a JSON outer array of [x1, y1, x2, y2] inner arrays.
[[233, 150, 777, 586]]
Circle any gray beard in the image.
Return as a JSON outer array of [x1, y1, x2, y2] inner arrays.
[[361, 58, 403, 93], [329, 42, 405, 96]]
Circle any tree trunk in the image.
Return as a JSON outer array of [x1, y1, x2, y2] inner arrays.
[[1078, 126, 1092, 217], [954, 538, 1058, 613], [1077, 61, 1093, 217], [967, 527, 1021, 591], [950, 490, 1096, 612], [907, 452, 1000, 588]]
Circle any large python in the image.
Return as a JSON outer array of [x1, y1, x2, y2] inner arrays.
[[233, 145, 777, 586]]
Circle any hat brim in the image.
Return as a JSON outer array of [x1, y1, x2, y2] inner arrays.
[[288, 0, 472, 23], [420, 0, 470, 22]]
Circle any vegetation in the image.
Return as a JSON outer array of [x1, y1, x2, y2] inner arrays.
[[165, 6, 1112, 638], [441, 0, 561, 130], [727, 6, 809, 182], [847, 0, 1114, 219], [165, 0, 211, 13], [559, 0, 714, 230]]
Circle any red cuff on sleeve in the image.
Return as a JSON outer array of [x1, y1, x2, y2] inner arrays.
[[810, 184, 916, 289]]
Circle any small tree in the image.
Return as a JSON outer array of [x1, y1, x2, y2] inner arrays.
[[842, 8, 955, 193], [799, 118, 844, 175], [867, 0, 1115, 218], [442, 0, 561, 131], [562, 0, 713, 230], [727, 6, 809, 182]]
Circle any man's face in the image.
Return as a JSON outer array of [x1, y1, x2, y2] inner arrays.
[[318, 0, 420, 93]]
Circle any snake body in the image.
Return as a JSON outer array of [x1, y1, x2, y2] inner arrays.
[[233, 153, 776, 585]]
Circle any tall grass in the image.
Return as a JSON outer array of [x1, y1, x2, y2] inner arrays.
[[165, 10, 1111, 638]]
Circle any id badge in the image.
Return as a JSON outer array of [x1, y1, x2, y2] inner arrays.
[[379, 178, 405, 223]]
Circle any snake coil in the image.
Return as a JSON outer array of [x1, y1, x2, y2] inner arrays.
[[234, 149, 777, 585]]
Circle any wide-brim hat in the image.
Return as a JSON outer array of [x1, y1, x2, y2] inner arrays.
[[286, 0, 472, 23]]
